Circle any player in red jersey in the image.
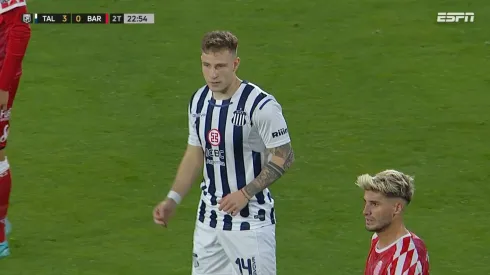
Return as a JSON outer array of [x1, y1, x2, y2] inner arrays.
[[355, 169, 430, 275], [0, 0, 31, 258]]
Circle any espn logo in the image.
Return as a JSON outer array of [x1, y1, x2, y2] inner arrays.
[[272, 128, 288, 138], [437, 12, 474, 23]]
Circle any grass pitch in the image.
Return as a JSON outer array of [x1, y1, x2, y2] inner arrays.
[[2, 0, 490, 274]]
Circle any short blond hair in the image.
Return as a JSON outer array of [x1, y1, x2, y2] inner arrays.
[[201, 30, 238, 55], [355, 169, 415, 203]]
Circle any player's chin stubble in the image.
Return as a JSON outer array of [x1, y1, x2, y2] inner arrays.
[[216, 83, 232, 94], [367, 221, 390, 233]]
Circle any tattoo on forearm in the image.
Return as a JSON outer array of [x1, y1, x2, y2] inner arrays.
[[243, 143, 295, 197], [243, 162, 282, 197], [267, 162, 285, 176]]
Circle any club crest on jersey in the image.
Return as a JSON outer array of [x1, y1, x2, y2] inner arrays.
[[231, 109, 247, 126], [207, 129, 221, 146]]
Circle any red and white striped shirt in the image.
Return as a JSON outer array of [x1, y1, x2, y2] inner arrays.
[[365, 232, 430, 275], [0, 0, 26, 14]]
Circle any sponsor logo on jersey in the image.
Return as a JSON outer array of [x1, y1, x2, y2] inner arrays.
[[272, 128, 288, 138]]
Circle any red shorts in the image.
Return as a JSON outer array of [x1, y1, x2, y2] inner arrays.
[[0, 6, 30, 149]]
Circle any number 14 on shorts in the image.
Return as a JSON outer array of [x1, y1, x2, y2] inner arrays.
[[235, 257, 257, 275]]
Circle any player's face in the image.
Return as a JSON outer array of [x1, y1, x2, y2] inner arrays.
[[362, 191, 397, 232], [201, 49, 240, 93]]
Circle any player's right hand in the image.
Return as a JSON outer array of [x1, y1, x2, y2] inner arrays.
[[0, 90, 8, 111], [153, 199, 177, 228]]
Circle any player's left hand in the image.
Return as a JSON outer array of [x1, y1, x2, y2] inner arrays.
[[218, 190, 249, 216], [0, 90, 8, 111]]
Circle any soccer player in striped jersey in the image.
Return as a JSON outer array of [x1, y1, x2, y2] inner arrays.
[[153, 30, 294, 274], [0, 0, 31, 258], [356, 170, 430, 275]]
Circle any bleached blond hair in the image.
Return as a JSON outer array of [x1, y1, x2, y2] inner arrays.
[[355, 169, 415, 204]]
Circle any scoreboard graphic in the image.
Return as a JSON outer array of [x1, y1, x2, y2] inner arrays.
[[21, 13, 155, 24]]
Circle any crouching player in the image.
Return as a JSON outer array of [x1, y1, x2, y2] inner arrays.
[[0, 0, 32, 258]]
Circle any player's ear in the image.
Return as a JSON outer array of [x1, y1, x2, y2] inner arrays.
[[233, 57, 240, 72], [393, 201, 403, 215]]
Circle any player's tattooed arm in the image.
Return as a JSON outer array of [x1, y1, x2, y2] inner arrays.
[[242, 142, 295, 198]]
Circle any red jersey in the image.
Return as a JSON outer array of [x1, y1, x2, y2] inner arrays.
[[0, 4, 30, 91], [365, 232, 429, 275], [0, 3, 30, 149], [0, 0, 26, 14]]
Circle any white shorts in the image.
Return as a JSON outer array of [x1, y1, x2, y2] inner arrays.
[[191, 222, 276, 275]]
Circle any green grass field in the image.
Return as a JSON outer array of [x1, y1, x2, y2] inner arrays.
[[2, 0, 490, 274]]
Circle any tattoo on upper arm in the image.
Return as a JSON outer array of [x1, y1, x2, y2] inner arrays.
[[268, 143, 295, 170], [243, 143, 295, 197]]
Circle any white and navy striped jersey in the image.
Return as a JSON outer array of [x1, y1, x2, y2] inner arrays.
[[188, 80, 291, 231]]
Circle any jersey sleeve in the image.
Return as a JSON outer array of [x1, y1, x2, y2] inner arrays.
[[187, 101, 201, 147], [252, 97, 291, 149]]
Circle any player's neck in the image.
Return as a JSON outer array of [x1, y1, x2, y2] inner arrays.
[[212, 77, 241, 100], [376, 222, 409, 249]]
